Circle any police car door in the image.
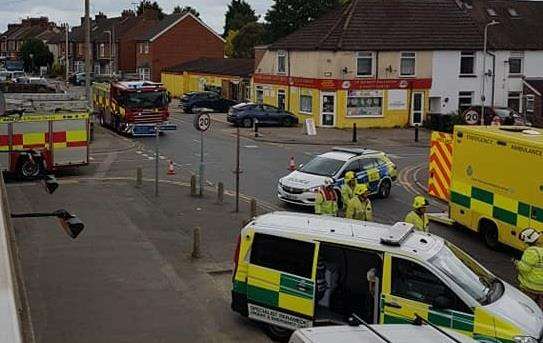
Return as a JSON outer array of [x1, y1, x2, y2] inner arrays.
[[246, 233, 318, 330], [381, 254, 475, 337], [359, 158, 381, 193]]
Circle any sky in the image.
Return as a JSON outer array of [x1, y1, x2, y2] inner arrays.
[[0, 0, 273, 34]]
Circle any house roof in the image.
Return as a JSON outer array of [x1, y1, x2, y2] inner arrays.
[[268, 0, 484, 51], [137, 13, 224, 43], [163, 58, 254, 78], [466, 0, 543, 50], [524, 78, 543, 96]]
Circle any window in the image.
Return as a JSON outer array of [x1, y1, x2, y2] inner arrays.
[[255, 86, 264, 104], [277, 50, 286, 74], [458, 91, 473, 113], [508, 92, 521, 112], [277, 89, 286, 110], [509, 52, 524, 75], [460, 51, 475, 76], [250, 233, 314, 279], [487, 8, 497, 17], [300, 156, 345, 177], [360, 158, 380, 170], [347, 90, 383, 117], [356, 51, 374, 77], [400, 52, 416, 76], [526, 95, 535, 113], [139, 67, 150, 81], [99, 43, 105, 57], [139, 43, 143, 54], [342, 160, 362, 176], [144, 42, 149, 54], [300, 91, 312, 114], [391, 257, 471, 313]]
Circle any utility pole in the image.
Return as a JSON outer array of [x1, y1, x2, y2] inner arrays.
[[481, 20, 499, 125], [65, 23, 69, 83], [235, 127, 241, 212], [84, 0, 91, 108]]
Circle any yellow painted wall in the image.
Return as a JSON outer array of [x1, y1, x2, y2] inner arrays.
[[162, 71, 238, 97], [253, 82, 430, 128]]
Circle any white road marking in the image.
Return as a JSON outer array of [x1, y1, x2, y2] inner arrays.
[[159, 155, 166, 160], [136, 151, 143, 154], [244, 145, 259, 149]]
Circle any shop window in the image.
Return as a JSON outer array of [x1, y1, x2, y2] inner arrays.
[[256, 86, 264, 104], [250, 233, 314, 279], [509, 52, 524, 75], [508, 92, 521, 112], [356, 51, 374, 77], [400, 52, 416, 77], [277, 50, 286, 74], [347, 91, 383, 117], [460, 51, 475, 76], [300, 92, 312, 114], [458, 91, 473, 113]]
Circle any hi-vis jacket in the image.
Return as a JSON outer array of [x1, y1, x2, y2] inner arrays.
[[346, 197, 373, 221], [315, 188, 338, 216], [516, 246, 543, 293], [404, 211, 429, 232]]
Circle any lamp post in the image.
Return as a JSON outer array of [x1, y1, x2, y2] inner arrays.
[[481, 20, 500, 125], [104, 30, 112, 76], [11, 209, 85, 239]]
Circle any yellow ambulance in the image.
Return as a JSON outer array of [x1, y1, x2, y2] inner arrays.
[[231, 212, 543, 342], [449, 126, 543, 250]]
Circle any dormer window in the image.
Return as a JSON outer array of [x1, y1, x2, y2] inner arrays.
[[486, 8, 497, 17]]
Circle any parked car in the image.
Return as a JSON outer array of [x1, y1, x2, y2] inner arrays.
[[277, 147, 397, 207], [69, 72, 94, 86], [462, 106, 530, 126], [14, 77, 48, 86], [179, 91, 237, 113], [227, 102, 299, 127]]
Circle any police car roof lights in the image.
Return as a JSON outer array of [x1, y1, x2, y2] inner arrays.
[[380, 222, 415, 247], [332, 147, 379, 156]]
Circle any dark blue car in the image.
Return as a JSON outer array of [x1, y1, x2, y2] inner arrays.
[[227, 103, 299, 128]]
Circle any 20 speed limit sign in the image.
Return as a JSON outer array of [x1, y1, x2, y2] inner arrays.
[[463, 109, 480, 125], [194, 113, 211, 132]]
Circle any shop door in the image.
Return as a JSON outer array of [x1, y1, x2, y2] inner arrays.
[[411, 92, 424, 126], [278, 90, 286, 110], [321, 92, 336, 127]]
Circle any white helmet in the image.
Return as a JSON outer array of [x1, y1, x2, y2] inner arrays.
[[520, 228, 541, 244], [323, 178, 334, 186]]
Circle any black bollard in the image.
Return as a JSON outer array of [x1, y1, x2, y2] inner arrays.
[[352, 123, 357, 143], [415, 125, 419, 142]]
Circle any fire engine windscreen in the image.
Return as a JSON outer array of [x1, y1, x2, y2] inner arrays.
[[122, 91, 168, 109]]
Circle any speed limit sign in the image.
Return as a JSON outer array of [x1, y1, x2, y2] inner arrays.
[[463, 109, 480, 125], [194, 113, 211, 132]]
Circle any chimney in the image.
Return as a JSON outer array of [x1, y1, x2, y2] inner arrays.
[[7, 24, 21, 31], [140, 8, 160, 20], [122, 10, 135, 18], [95, 12, 107, 22]]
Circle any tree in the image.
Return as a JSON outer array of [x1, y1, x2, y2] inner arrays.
[[173, 5, 200, 18], [232, 22, 266, 58], [20, 39, 53, 73], [223, 0, 258, 37], [137, 1, 164, 19], [224, 29, 238, 57], [264, 0, 342, 43]]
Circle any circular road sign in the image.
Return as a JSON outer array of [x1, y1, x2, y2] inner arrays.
[[194, 113, 211, 132], [463, 109, 480, 125]]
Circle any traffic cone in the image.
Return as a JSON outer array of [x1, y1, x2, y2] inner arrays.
[[167, 160, 176, 175], [288, 156, 296, 172]]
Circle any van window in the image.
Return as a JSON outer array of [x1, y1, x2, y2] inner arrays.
[[250, 233, 314, 279], [391, 257, 471, 313]]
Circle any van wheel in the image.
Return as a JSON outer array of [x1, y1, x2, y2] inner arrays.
[[378, 179, 392, 199], [480, 219, 499, 249], [18, 156, 42, 179], [265, 324, 292, 342]]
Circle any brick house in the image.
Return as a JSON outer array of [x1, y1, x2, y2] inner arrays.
[[135, 13, 225, 82], [0, 17, 59, 61], [523, 79, 543, 127]]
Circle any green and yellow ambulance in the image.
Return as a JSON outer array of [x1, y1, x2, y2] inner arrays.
[[231, 212, 543, 342]]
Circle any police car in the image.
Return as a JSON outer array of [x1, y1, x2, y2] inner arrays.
[[277, 147, 397, 206]]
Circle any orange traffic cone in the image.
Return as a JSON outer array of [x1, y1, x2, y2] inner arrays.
[[288, 156, 296, 172], [167, 160, 176, 175]]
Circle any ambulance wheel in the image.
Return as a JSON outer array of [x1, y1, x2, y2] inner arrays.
[[378, 179, 392, 199], [265, 324, 292, 342], [480, 219, 499, 249], [17, 157, 42, 179]]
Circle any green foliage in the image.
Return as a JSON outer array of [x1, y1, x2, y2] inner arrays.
[[224, 30, 239, 58], [50, 62, 66, 77], [136, 1, 164, 19], [20, 39, 53, 73], [223, 0, 258, 37], [264, 0, 342, 43], [173, 5, 200, 18], [232, 22, 266, 58]]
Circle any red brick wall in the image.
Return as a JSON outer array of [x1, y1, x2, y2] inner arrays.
[[135, 42, 152, 72], [118, 40, 136, 72], [149, 15, 224, 82]]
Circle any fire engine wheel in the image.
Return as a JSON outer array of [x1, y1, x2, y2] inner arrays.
[[265, 323, 292, 342], [18, 157, 41, 179]]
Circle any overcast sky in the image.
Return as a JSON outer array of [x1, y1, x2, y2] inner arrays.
[[0, 0, 273, 34]]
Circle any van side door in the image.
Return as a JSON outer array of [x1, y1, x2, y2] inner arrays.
[[247, 233, 319, 330], [381, 254, 475, 337]]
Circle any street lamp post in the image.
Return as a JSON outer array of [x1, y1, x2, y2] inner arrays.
[[104, 30, 112, 76], [481, 20, 500, 125]]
